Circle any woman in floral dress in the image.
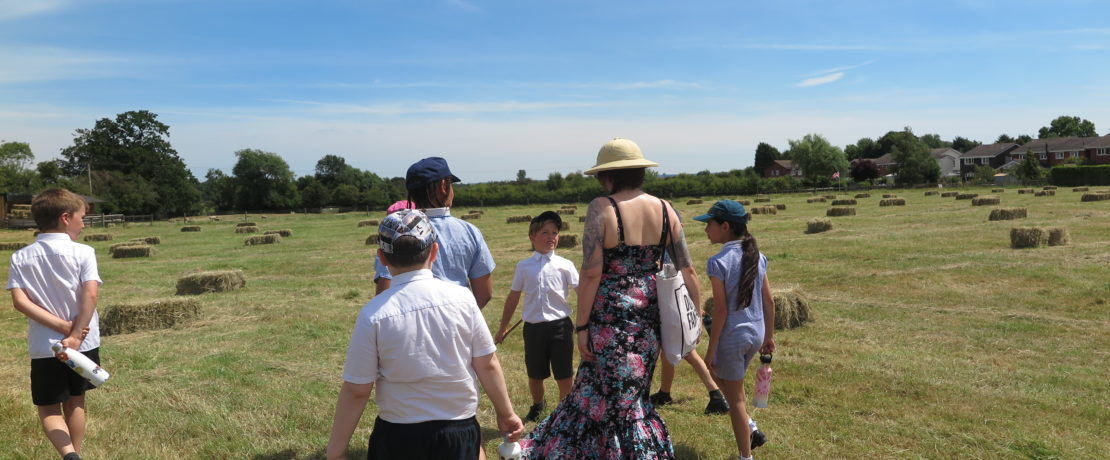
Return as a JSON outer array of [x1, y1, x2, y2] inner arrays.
[[520, 139, 701, 459]]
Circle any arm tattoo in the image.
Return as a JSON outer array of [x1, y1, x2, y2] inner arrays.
[[669, 210, 694, 270], [581, 199, 605, 273]]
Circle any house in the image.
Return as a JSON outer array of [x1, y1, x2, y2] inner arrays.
[[763, 160, 803, 179], [930, 148, 962, 178], [959, 143, 1019, 179], [1087, 134, 1110, 165], [872, 153, 898, 176], [1007, 135, 1110, 167]]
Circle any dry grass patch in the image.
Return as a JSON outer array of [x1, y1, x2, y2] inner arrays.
[[686, 199, 703, 205], [236, 222, 257, 227], [807, 197, 827, 203], [84, 234, 113, 242], [357, 219, 379, 227], [832, 199, 857, 206], [1047, 228, 1070, 246], [880, 198, 907, 206], [557, 234, 578, 249], [469, 210, 486, 214], [180, 226, 202, 232], [992, 188, 1005, 193], [827, 207, 856, 217], [1072, 187, 1088, 192], [100, 298, 201, 336], [264, 229, 293, 237], [1010, 227, 1048, 249], [941, 191, 958, 198], [971, 196, 1000, 206], [461, 214, 480, 221], [806, 218, 833, 234], [245, 234, 281, 246], [989, 208, 1027, 221], [112, 245, 155, 258], [176, 270, 247, 295], [772, 286, 811, 329], [823, 195, 837, 200]]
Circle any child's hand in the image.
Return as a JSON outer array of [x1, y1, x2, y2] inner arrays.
[[499, 413, 524, 442], [704, 350, 716, 372], [760, 337, 775, 355], [577, 331, 595, 362], [494, 329, 506, 345]]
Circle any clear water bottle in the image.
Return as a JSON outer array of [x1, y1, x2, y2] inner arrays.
[[498, 435, 522, 460], [752, 354, 772, 408], [51, 342, 110, 386]]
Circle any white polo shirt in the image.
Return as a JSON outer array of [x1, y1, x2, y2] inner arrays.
[[6, 233, 103, 359], [342, 269, 496, 423], [511, 251, 579, 324]]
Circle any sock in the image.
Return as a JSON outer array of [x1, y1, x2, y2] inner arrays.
[[740, 456, 753, 460], [749, 418, 758, 431], [63, 453, 81, 460], [709, 389, 725, 400]]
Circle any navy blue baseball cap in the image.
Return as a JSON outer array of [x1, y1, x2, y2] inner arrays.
[[406, 157, 461, 192], [693, 200, 749, 224]]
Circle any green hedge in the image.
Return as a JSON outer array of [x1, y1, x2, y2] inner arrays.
[[1050, 165, 1110, 186]]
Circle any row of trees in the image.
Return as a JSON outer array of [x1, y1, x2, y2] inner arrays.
[[2, 113, 1102, 217]]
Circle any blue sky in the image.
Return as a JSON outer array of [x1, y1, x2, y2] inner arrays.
[[2, 0, 1108, 182]]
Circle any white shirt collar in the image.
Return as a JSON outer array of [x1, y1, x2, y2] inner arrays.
[[422, 207, 450, 217], [723, 239, 744, 249], [532, 250, 553, 261], [391, 268, 434, 285], [36, 232, 72, 241]]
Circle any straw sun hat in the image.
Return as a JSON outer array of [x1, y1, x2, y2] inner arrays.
[[584, 138, 660, 175]]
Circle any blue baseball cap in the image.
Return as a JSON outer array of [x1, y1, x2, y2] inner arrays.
[[379, 209, 437, 253], [406, 157, 461, 192], [693, 200, 749, 224]]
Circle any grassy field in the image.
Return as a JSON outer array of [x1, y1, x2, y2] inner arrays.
[[1, 186, 1107, 459]]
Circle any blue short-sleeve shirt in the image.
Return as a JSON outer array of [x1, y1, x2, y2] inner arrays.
[[374, 208, 495, 286]]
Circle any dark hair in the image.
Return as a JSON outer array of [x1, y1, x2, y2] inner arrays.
[[407, 179, 450, 208], [597, 168, 645, 193], [32, 188, 87, 231], [529, 211, 562, 235], [713, 218, 760, 310], [380, 235, 433, 268]]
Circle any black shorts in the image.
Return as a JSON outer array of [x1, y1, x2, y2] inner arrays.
[[367, 416, 480, 460], [523, 317, 574, 380], [30, 347, 99, 406]]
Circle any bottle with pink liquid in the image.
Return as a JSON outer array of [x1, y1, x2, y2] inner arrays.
[[752, 354, 772, 408]]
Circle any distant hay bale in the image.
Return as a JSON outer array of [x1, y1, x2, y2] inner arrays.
[[827, 207, 856, 217], [264, 229, 293, 237], [823, 195, 837, 200], [112, 245, 155, 258], [460, 213, 480, 221], [557, 209, 575, 215], [130, 236, 161, 245], [1072, 187, 1088, 192], [235, 226, 259, 233], [754, 197, 771, 203], [365, 234, 379, 245], [357, 219, 380, 227], [1080, 192, 1109, 202], [209, 216, 220, 221], [1018, 188, 1035, 194], [686, 199, 703, 205], [559, 205, 577, 210], [806, 218, 832, 234], [579, 216, 587, 222], [180, 226, 202, 232], [925, 191, 939, 196], [83, 234, 113, 242], [469, 210, 485, 215], [0, 242, 28, 251], [971, 196, 1000, 206], [557, 234, 578, 249], [831, 199, 857, 206], [100, 298, 201, 336], [739, 200, 751, 206], [1047, 228, 1070, 247], [855, 193, 871, 199], [807, 197, 826, 203], [176, 270, 246, 295], [882, 194, 897, 199], [108, 241, 146, 255], [560, 221, 570, 230], [245, 234, 281, 246], [506, 215, 532, 224], [880, 198, 906, 206], [750, 206, 777, 215], [236, 222, 256, 227], [1034, 190, 1055, 197], [941, 192, 958, 198], [989, 208, 1027, 221], [956, 193, 978, 200], [1010, 227, 1048, 249], [774, 203, 786, 210], [1043, 186, 1057, 190], [992, 188, 1005, 193], [771, 287, 811, 329]]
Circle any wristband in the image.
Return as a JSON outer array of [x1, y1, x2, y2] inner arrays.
[[575, 324, 589, 332]]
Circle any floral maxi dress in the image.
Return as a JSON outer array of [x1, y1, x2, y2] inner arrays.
[[520, 197, 673, 459]]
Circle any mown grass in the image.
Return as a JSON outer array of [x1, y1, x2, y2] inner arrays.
[[0, 187, 1107, 459]]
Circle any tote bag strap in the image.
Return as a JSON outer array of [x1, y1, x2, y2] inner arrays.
[[657, 199, 671, 269]]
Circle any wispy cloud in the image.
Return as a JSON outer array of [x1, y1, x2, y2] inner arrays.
[[0, 0, 72, 22], [261, 99, 599, 116], [611, 80, 702, 90], [0, 46, 146, 84], [797, 72, 844, 87], [807, 59, 878, 78]]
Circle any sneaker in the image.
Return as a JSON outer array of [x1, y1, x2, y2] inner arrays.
[[523, 402, 545, 423], [704, 397, 730, 415], [750, 429, 767, 449], [649, 391, 673, 406]]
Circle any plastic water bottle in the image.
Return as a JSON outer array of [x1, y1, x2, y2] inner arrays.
[[498, 435, 522, 460], [51, 342, 110, 386], [752, 354, 772, 408]]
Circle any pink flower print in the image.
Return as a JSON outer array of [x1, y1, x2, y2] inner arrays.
[[588, 398, 607, 421], [629, 286, 647, 303], [628, 354, 645, 378]]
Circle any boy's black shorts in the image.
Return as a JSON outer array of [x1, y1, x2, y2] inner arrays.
[[523, 317, 574, 380], [368, 416, 480, 460], [30, 347, 99, 406]]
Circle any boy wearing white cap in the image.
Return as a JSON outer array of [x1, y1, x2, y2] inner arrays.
[[326, 209, 522, 459]]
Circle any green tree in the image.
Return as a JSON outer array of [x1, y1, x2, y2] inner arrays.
[[315, 154, 358, 189], [516, 169, 530, 185], [972, 164, 996, 184], [919, 133, 950, 149], [844, 137, 882, 160], [1038, 116, 1097, 138], [878, 129, 940, 185], [546, 172, 564, 191], [231, 149, 299, 211], [788, 134, 849, 182], [951, 136, 981, 153], [996, 134, 1015, 144], [1014, 152, 1043, 184], [201, 169, 236, 211], [332, 184, 361, 207], [37, 160, 65, 185], [0, 141, 35, 170], [753, 142, 782, 171], [297, 176, 330, 209]]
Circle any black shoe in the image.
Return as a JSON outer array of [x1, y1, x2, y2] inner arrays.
[[649, 391, 673, 406], [704, 397, 730, 415], [750, 429, 767, 449], [523, 402, 545, 423]]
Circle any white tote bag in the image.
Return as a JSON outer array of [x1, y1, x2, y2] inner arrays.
[[657, 202, 701, 365]]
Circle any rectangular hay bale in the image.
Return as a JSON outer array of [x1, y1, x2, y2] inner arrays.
[[176, 270, 247, 295], [989, 208, 1027, 221], [112, 245, 155, 258], [1010, 227, 1048, 249], [245, 234, 281, 245], [100, 298, 201, 336]]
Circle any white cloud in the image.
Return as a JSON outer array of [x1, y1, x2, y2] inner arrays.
[[258, 99, 599, 116], [797, 72, 844, 87], [0, 46, 141, 84]]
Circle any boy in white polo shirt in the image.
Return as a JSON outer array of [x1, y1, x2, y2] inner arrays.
[[7, 189, 102, 460], [495, 211, 579, 423], [326, 209, 522, 460]]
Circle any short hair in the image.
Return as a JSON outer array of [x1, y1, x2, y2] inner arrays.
[[529, 211, 562, 235], [597, 168, 645, 193], [32, 189, 87, 231], [380, 235, 433, 268]]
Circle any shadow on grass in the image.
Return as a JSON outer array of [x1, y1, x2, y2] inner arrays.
[[674, 442, 704, 459], [252, 447, 367, 460]]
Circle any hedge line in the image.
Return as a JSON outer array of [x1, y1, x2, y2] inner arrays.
[[1050, 165, 1110, 186]]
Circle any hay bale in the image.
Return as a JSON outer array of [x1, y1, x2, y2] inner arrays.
[[806, 218, 832, 234], [559, 205, 577, 210], [831, 199, 857, 206], [1080, 192, 1109, 202], [750, 206, 777, 215], [100, 298, 201, 336], [557, 234, 578, 249], [989, 208, 1027, 221], [176, 270, 246, 295], [108, 241, 146, 255], [560, 221, 570, 231], [235, 226, 259, 233], [971, 196, 1000, 206], [686, 199, 703, 205], [579, 216, 587, 222], [235, 222, 256, 227], [130, 236, 161, 245], [460, 213, 480, 221], [941, 192, 958, 198], [469, 210, 485, 215], [505, 215, 532, 224], [1018, 188, 1035, 194], [991, 188, 1005, 193], [1047, 228, 1070, 246], [855, 193, 871, 199], [83, 234, 113, 242], [1034, 190, 1055, 197], [771, 287, 811, 329], [882, 194, 897, 199], [1043, 186, 1057, 190], [0, 242, 28, 251], [956, 193, 978, 200], [754, 197, 771, 203], [1072, 187, 1088, 192], [824, 195, 837, 200], [365, 234, 379, 245], [806, 197, 826, 203], [880, 198, 906, 206], [112, 245, 155, 258], [774, 203, 786, 210], [925, 191, 939, 196], [827, 207, 856, 217], [739, 200, 751, 206], [264, 229, 293, 237], [1010, 227, 1048, 249], [180, 226, 202, 232], [357, 219, 380, 227], [245, 234, 281, 246], [557, 209, 575, 215], [209, 216, 221, 221]]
